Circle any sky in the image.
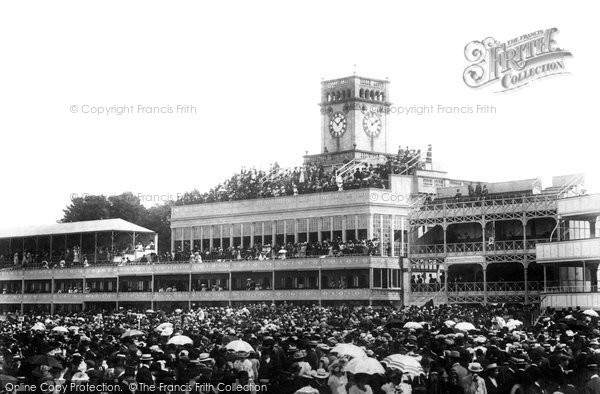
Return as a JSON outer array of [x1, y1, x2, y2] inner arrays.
[[0, 1, 598, 228]]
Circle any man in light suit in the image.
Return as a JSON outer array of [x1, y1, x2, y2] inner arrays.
[[461, 363, 487, 394]]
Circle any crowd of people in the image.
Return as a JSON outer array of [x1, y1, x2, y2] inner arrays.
[[0, 242, 157, 270], [171, 239, 385, 263], [175, 147, 425, 206], [1, 303, 599, 394]]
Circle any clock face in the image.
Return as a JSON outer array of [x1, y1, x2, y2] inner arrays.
[[363, 111, 382, 137], [329, 111, 347, 137]]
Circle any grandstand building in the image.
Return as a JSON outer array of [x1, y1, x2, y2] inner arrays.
[[406, 175, 599, 309], [0, 75, 598, 313]]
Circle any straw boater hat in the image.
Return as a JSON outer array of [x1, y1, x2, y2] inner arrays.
[[312, 368, 330, 379], [468, 363, 484, 373], [140, 354, 153, 362], [293, 350, 307, 359]]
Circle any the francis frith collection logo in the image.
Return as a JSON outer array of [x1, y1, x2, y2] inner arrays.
[[463, 28, 572, 92]]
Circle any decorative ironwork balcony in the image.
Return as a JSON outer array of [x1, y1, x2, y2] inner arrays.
[[411, 281, 543, 294]]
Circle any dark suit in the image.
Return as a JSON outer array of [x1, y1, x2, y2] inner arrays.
[[136, 364, 154, 394], [451, 363, 468, 385], [586, 375, 600, 394], [484, 376, 499, 394]]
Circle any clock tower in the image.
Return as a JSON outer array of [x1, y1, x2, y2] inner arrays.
[[320, 75, 391, 154]]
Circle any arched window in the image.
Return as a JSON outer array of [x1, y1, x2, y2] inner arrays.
[[336, 91, 341, 101], [342, 90, 346, 99], [370, 90, 374, 100], [327, 92, 331, 102], [381, 93, 386, 101], [359, 89, 364, 98], [365, 89, 370, 100], [347, 89, 351, 98]]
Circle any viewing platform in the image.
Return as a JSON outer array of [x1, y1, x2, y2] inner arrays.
[[408, 281, 544, 305], [0, 255, 403, 313]]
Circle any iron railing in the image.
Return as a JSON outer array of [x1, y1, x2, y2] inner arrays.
[[411, 281, 544, 293]]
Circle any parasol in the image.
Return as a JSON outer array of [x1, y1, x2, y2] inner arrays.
[[225, 339, 254, 353], [344, 357, 385, 375], [454, 322, 476, 331], [167, 335, 193, 346], [381, 354, 425, 378], [330, 343, 367, 359], [120, 329, 145, 339]]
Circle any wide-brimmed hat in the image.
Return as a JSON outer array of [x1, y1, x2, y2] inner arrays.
[[317, 344, 331, 351], [293, 350, 307, 359], [468, 363, 484, 373], [449, 350, 461, 359], [140, 354, 153, 361], [198, 353, 212, 362], [485, 363, 498, 371], [312, 368, 330, 379]]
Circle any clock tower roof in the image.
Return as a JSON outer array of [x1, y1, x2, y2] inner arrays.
[[320, 75, 390, 106]]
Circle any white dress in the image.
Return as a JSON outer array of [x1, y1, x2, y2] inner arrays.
[[328, 374, 348, 394]]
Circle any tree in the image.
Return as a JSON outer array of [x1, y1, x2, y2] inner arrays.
[[62, 195, 111, 222], [61, 192, 172, 253]]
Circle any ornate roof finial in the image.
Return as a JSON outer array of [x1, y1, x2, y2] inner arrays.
[[353, 64, 357, 76]]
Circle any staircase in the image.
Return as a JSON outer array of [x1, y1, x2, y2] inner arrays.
[[399, 152, 422, 175], [336, 157, 380, 179], [538, 174, 584, 199]]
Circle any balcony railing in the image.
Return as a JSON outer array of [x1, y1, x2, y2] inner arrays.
[[543, 283, 599, 293], [447, 242, 483, 254], [411, 281, 544, 293], [412, 194, 557, 216], [0, 250, 391, 272], [411, 239, 549, 256]]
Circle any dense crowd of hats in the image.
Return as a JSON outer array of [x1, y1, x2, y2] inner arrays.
[[175, 149, 424, 206], [0, 303, 599, 394], [172, 239, 384, 263]]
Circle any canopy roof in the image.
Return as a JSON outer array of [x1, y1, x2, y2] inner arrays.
[[0, 218, 155, 239]]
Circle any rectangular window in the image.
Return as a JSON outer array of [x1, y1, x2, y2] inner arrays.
[[276, 220, 285, 235], [333, 216, 343, 231], [286, 219, 295, 234], [322, 217, 331, 231], [373, 269, 382, 288], [297, 219, 307, 233]]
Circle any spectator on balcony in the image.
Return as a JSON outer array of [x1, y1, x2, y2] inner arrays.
[[428, 275, 436, 284], [475, 183, 482, 198], [455, 189, 463, 200], [279, 247, 287, 260], [13, 252, 19, 266], [468, 183, 475, 197], [417, 275, 423, 284]]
